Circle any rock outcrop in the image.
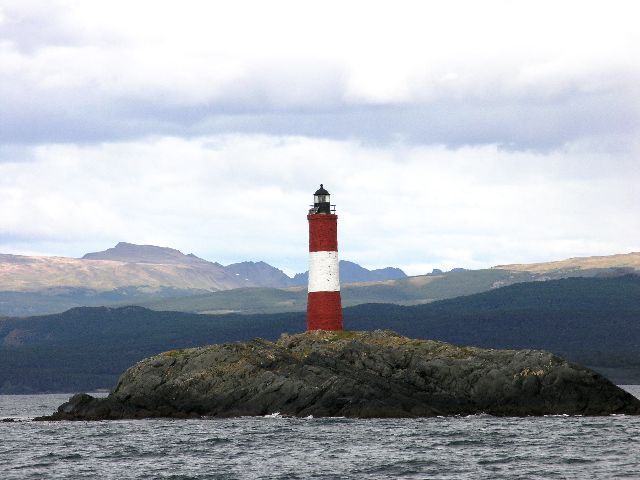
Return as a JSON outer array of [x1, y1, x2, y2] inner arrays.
[[38, 331, 640, 420]]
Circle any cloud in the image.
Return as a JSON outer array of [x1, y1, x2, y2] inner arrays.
[[1, 1, 638, 273], [0, 134, 638, 275], [0, 1, 638, 149]]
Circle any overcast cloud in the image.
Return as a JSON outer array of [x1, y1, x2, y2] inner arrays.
[[0, 0, 638, 274]]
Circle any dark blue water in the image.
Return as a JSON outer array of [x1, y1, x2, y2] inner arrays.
[[2, 388, 640, 479]]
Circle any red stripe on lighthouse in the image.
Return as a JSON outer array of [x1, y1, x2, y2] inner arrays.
[[307, 291, 343, 330], [308, 214, 338, 252]]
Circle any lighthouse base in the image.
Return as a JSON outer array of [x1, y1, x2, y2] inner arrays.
[[307, 291, 343, 331]]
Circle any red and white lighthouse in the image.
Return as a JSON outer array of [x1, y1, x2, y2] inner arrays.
[[307, 184, 343, 331]]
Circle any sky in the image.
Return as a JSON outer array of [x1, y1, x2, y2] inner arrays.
[[0, 0, 639, 276]]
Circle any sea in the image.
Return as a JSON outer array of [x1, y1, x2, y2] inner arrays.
[[1, 387, 640, 480]]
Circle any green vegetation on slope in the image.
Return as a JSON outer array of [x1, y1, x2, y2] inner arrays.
[[141, 269, 536, 313], [141, 287, 307, 314], [142, 267, 624, 314]]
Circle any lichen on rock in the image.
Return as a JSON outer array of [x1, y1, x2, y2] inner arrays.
[[36, 330, 640, 420]]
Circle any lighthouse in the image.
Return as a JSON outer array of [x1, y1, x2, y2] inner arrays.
[[307, 184, 343, 331]]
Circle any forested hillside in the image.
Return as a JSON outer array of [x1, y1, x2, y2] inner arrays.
[[1, 275, 639, 393]]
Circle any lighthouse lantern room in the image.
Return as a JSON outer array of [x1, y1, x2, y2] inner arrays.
[[306, 184, 343, 331]]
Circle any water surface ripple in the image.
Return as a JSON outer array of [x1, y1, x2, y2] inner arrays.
[[1, 390, 640, 479]]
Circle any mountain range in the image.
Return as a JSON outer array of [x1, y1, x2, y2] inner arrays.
[[1, 242, 639, 317], [7, 241, 408, 290], [0, 242, 406, 316], [142, 251, 640, 314]]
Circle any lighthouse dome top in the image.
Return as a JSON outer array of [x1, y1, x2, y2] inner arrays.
[[314, 184, 329, 195], [310, 184, 334, 214]]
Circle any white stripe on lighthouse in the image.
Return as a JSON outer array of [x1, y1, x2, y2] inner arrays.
[[308, 251, 340, 292]]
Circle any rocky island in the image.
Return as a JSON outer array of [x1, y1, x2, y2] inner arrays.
[[38, 330, 640, 420]]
